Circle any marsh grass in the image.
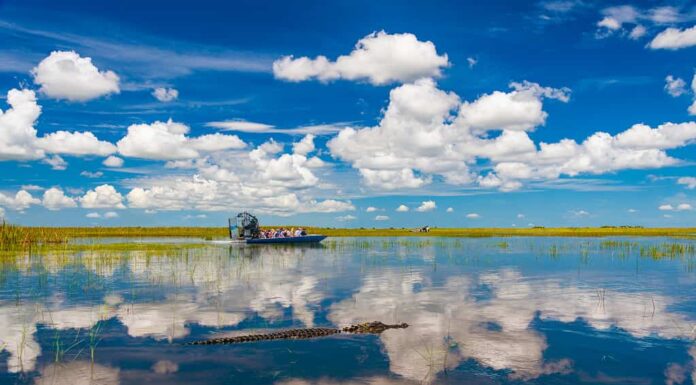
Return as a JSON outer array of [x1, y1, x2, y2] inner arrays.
[[2, 224, 696, 250], [639, 243, 696, 259], [0, 222, 67, 250]]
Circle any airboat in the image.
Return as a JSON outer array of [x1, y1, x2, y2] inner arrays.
[[229, 212, 326, 244]]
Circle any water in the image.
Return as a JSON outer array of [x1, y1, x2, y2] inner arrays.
[[1, 237, 695, 384]]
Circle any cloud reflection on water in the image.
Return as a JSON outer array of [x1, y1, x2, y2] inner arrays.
[[329, 269, 695, 382], [0, 239, 693, 384]]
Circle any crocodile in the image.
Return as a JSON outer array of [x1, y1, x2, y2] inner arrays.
[[186, 321, 409, 345]]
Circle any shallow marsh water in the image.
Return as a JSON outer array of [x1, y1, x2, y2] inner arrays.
[[1, 236, 695, 384]]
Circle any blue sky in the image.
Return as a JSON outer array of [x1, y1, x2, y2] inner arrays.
[[0, 0, 695, 227]]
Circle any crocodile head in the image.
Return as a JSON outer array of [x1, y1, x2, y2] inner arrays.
[[343, 321, 409, 334]]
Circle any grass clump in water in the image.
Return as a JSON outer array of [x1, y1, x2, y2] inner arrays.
[[0, 222, 67, 251]]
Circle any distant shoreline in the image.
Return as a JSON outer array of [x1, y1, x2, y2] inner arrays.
[[10, 226, 696, 238]]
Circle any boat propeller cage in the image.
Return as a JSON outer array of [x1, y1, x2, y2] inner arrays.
[[230, 211, 261, 239]]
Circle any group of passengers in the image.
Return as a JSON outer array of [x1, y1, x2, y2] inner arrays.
[[259, 227, 307, 239]]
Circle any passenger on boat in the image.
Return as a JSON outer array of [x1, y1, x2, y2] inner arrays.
[[256, 227, 309, 239]]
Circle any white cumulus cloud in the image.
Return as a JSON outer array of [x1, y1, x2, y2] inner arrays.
[[459, 81, 569, 133], [328, 78, 574, 191], [116, 119, 246, 160], [0, 89, 45, 161], [649, 25, 696, 50], [32, 51, 120, 101], [466, 212, 480, 219], [42, 187, 77, 210], [374, 215, 389, 221], [0, 190, 40, 210], [396, 204, 409, 212], [80, 184, 125, 209], [273, 31, 449, 85], [0, 88, 116, 164], [36, 131, 116, 156], [123, 137, 352, 216]]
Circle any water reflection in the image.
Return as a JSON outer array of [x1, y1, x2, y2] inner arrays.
[[0, 238, 694, 384], [34, 362, 119, 385]]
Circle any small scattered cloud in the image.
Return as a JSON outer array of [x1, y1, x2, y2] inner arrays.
[[207, 120, 274, 132], [539, 0, 584, 14], [80, 171, 103, 178], [677, 177, 696, 189], [597, 17, 621, 30], [21, 185, 43, 191], [466, 57, 477, 68], [415, 200, 436, 212], [86, 211, 119, 219], [396, 204, 409, 212], [206, 120, 348, 135], [103, 155, 124, 168], [446, 207, 454, 213], [596, 5, 696, 46], [374, 215, 389, 221], [537, 0, 587, 23], [152, 87, 179, 102], [43, 155, 67, 170], [366, 206, 379, 212], [570, 209, 590, 216], [659, 203, 692, 211], [628, 208, 637, 213], [517, 213, 525, 219], [466, 213, 480, 219], [628, 25, 647, 39], [336, 214, 357, 222], [664, 75, 687, 97]]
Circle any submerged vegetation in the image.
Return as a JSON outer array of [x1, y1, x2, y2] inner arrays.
[[1, 223, 696, 251]]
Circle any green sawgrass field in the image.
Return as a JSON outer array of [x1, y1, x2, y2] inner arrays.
[[2, 223, 695, 251]]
